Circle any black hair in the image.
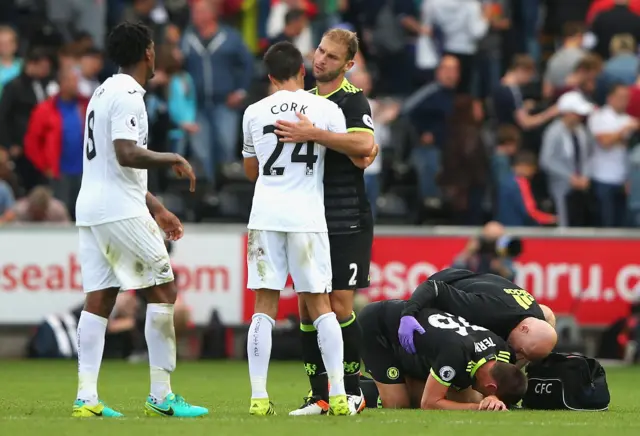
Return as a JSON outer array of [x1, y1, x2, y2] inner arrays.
[[263, 41, 303, 82], [106, 21, 153, 68], [513, 150, 537, 167], [25, 47, 50, 63], [82, 46, 103, 57], [285, 9, 306, 25], [607, 82, 627, 96]]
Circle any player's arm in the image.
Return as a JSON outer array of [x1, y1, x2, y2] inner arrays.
[[114, 140, 180, 169], [421, 371, 478, 410], [146, 192, 167, 215], [401, 280, 472, 318], [241, 108, 259, 182], [349, 142, 379, 169]]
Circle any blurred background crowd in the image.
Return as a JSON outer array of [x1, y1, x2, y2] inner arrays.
[[3, 0, 640, 228]]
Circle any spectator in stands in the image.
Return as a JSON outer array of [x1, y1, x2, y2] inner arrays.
[[0, 185, 70, 224], [439, 95, 487, 225], [539, 91, 594, 227], [0, 25, 21, 97], [402, 55, 459, 209], [587, 83, 638, 227], [626, 68, 640, 118], [0, 48, 54, 192], [122, 0, 169, 46], [557, 54, 603, 102], [491, 124, 521, 188], [0, 178, 14, 216], [423, 0, 490, 94], [627, 141, 640, 227], [166, 45, 198, 157], [0, 146, 19, 198], [267, 0, 314, 59], [602, 34, 639, 88], [45, 0, 107, 50], [181, 0, 254, 186], [493, 55, 558, 131], [496, 150, 556, 226], [473, 0, 512, 101], [77, 47, 104, 99], [23, 67, 87, 218], [589, 0, 640, 60], [542, 22, 585, 99]]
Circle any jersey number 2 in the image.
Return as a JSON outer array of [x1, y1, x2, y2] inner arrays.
[[85, 110, 96, 161], [262, 125, 317, 176]]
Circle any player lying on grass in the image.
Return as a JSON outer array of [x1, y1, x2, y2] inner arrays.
[[398, 268, 557, 365], [359, 300, 527, 410], [242, 41, 357, 416]]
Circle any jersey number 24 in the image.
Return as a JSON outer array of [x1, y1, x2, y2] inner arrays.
[[428, 313, 487, 337], [262, 125, 317, 176]]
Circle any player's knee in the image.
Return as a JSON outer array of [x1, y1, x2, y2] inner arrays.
[[84, 288, 119, 318], [254, 289, 280, 319], [330, 290, 354, 319], [377, 385, 411, 409], [302, 293, 333, 321], [145, 281, 178, 304]]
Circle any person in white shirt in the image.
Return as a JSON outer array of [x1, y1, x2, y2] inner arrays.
[[242, 41, 355, 417], [73, 22, 206, 419], [588, 84, 639, 227]]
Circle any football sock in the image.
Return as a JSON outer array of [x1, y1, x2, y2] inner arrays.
[[146, 303, 176, 403], [247, 313, 275, 399], [314, 312, 346, 397], [300, 321, 329, 400], [76, 311, 108, 405], [340, 312, 363, 395], [359, 376, 380, 409]]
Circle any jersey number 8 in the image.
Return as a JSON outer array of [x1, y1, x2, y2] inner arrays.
[[85, 110, 96, 161], [262, 125, 317, 176], [428, 313, 487, 337]]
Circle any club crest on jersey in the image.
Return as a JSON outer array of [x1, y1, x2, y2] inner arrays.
[[362, 114, 374, 129], [439, 366, 456, 382]]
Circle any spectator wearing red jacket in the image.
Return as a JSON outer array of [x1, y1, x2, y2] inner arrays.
[[24, 68, 88, 219]]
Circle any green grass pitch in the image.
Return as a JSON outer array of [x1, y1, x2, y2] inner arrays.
[[1, 360, 639, 436]]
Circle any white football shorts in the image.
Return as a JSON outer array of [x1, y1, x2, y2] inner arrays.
[[78, 215, 174, 292], [247, 230, 332, 293]]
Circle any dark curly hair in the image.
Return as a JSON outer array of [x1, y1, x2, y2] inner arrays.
[[106, 21, 153, 68]]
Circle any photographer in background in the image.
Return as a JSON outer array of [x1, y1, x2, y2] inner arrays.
[[452, 221, 521, 281]]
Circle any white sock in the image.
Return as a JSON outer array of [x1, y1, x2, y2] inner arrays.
[[247, 313, 275, 399], [146, 303, 176, 402], [76, 311, 108, 405], [314, 312, 346, 397]]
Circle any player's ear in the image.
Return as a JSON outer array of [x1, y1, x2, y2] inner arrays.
[[486, 382, 498, 394], [521, 324, 530, 334], [300, 64, 306, 78], [344, 59, 355, 73]]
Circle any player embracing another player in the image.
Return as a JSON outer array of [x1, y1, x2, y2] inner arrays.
[[243, 41, 358, 416], [274, 28, 378, 416]]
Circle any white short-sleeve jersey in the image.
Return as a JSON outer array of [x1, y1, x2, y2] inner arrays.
[[243, 89, 347, 232], [75, 74, 150, 226]]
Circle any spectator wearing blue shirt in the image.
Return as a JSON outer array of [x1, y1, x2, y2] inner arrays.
[[0, 179, 14, 216], [497, 150, 556, 227], [601, 34, 639, 88], [0, 26, 22, 98], [181, 1, 254, 186]]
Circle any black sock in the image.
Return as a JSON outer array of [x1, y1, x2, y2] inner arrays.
[[300, 321, 328, 401], [360, 376, 380, 408], [340, 312, 362, 395]]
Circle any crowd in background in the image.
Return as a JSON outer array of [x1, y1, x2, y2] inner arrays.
[[2, 0, 640, 228]]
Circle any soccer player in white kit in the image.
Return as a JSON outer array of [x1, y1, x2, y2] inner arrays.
[[242, 41, 355, 417], [72, 22, 207, 418]]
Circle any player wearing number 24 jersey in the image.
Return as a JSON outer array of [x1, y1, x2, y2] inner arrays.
[[359, 300, 527, 411], [398, 268, 557, 363], [241, 41, 356, 417]]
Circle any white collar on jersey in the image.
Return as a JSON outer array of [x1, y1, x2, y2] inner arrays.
[[112, 73, 147, 96]]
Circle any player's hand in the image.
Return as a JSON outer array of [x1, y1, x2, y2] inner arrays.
[[398, 316, 425, 354], [172, 154, 196, 192], [478, 395, 508, 411], [275, 112, 317, 143], [155, 209, 184, 241]]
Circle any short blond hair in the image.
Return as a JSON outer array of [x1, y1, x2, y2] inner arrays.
[[610, 33, 636, 56], [322, 28, 359, 61]]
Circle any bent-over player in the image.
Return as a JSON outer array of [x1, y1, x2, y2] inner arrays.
[[242, 41, 355, 416], [399, 268, 557, 364], [360, 300, 527, 410], [73, 22, 206, 418]]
